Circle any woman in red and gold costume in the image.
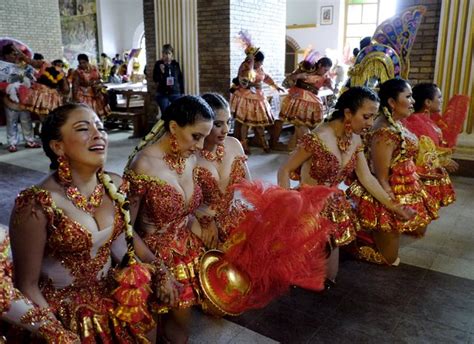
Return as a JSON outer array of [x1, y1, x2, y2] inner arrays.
[[195, 93, 333, 311], [347, 79, 438, 265], [401, 83, 469, 209], [230, 31, 284, 154], [278, 86, 412, 283], [124, 96, 215, 343], [195, 93, 251, 246], [0, 226, 79, 343], [72, 54, 110, 118], [8, 103, 175, 343], [280, 55, 333, 147], [21, 59, 70, 119]]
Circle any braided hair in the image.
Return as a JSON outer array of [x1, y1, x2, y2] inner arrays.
[[42, 104, 136, 266], [126, 95, 215, 169], [378, 78, 410, 163]]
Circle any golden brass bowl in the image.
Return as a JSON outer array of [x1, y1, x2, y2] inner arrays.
[[199, 250, 251, 316]]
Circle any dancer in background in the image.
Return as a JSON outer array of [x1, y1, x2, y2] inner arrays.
[[348, 79, 438, 265], [278, 86, 412, 282], [0, 42, 42, 152], [72, 54, 110, 117], [230, 31, 284, 154], [280, 54, 333, 148]]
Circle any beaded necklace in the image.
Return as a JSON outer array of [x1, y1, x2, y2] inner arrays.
[[200, 144, 225, 163]]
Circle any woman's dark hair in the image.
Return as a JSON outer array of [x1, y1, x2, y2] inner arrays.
[[77, 53, 89, 62], [52, 59, 64, 67], [316, 57, 333, 69], [328, 86, 379, 121], [378, 78, 410, 110], [41, 103, 90, 169], [162, 44, 174, 54], [254, 51, 264, 62], [2, 43, 15, 56], [201, 93, 229, 112], [33, 53, 44, 60], [412, 83, 439, 112], [161, 95, 215, 131]]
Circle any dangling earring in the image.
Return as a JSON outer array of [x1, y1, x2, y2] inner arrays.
[[57, 155, 72, 184], [164, 133, 187, 174], [337, 119, 353, 153], [169, 133, 180, 154]]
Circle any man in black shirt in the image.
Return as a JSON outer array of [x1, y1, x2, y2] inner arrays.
[[153, 44, 184, 114]]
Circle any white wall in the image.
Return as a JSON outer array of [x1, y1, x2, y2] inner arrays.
[[286, 0, 344, 55], [97, 0, 144, 57]]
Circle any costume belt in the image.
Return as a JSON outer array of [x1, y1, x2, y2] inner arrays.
[[296, 80, 319, 95]]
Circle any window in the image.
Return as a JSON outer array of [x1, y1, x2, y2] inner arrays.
[[344, 0, 397, 53]]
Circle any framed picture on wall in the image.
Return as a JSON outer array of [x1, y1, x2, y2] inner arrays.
[[320, 6, 333, 25]]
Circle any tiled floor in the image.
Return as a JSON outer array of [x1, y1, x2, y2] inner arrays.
[[1, 128, 473, 343]]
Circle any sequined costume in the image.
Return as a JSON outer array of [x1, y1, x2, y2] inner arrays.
[[230, 60, 275, 127], [20, 64, 68, 118], [72, 66, 110, 117], [296, 132, 361, 247], [280, 75, 331, 128], [402, 112, 455, 208], [124, 170, 205, 309], [195, 155, 249, 243], [10, 185, 149, 343], [348, 127, 438, 234]]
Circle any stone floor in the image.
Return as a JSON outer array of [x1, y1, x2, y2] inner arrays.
[[1, 128, 473, 343]]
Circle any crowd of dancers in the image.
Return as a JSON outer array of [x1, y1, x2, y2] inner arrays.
[[0, 5, 471, 344]]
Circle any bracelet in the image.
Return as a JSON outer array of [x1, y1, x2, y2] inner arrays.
[[38, 319, 80, 343], [20, 306, 55, 325]]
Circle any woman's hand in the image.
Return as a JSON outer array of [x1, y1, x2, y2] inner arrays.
[[391, 204, 416, 221], [202, 221, 219, 249], [157, 272, 182, 307], [443, 158, 459, 173]]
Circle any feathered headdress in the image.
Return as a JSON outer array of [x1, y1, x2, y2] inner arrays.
[[0, 37, 33, 59], [299, 48, 322, 72], [236, 30, 260, 56]]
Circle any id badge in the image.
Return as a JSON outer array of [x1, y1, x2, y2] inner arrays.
[[166, 76, 175, 86]]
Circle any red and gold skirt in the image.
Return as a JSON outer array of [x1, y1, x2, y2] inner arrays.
[[280, 87, 323, 128], [75, 86, 110, 118], [418, 166, 456, 208], [40, 280, 150, 344], [20, 83, 63, 118], [143, 229, 205, 310], [321, 190, 358, 247], [347, 160, 438, 234], [230, 88, 274, 127]]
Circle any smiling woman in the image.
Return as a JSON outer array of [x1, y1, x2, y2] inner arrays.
[[6, 103, 168, 342]]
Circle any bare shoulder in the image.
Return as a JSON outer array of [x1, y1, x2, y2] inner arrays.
[[128, 145, 158, 175], [313, 123, 332, 140], [224, 136, 245, 155]]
